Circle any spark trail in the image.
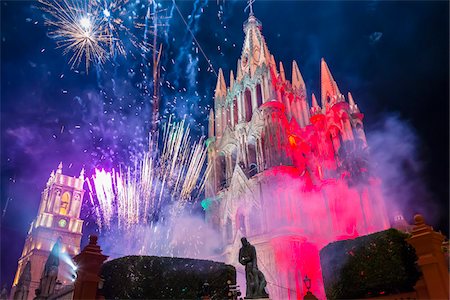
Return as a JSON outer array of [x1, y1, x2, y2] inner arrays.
[[88, 118, 208, 231]]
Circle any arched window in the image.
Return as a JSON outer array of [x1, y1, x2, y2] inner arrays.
[[59, 192, 71, 215], [245, 89, 252, 122], [233, 97, 238, 125], [256, 83, 263, 107]]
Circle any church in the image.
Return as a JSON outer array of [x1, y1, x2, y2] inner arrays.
[[10, 164, 84, 300], [204, 7, 390, 299]]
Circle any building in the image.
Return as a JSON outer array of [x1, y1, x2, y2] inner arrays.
[[11, 164, 84, 300], [204, 8, 390, 299]]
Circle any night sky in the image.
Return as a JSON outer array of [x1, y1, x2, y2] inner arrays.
[[1, 0, 448, 289]]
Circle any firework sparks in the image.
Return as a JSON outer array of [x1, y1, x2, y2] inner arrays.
[[89, 117, 207, 231], [39, 0, 114, 71], [39, 0, 161, 71]]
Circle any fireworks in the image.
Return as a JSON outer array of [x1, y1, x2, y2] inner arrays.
[[39, 0, 113, 71], [88, 117, 208, 231], [39, 0, 160, 71]]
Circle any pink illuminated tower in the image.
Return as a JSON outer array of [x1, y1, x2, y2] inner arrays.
[[11, 163, 85, 300], [204, 9, 390, 300]]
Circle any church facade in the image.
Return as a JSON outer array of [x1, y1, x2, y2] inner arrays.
[[11, 164, 84, 300], [204, 11, 390, 299]]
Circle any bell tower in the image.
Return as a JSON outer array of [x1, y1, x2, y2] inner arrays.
[[11, 163, 85, 300]]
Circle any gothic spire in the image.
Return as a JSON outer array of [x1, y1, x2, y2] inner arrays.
[[320, 58, 341, 104], [292, 60, 305, 91], [215, 68, 227, 99], [279, 61, 286, 82], [236, 59, 242, 81], [230, 70, 235, 90], [239, 2, 271, 78], [310, 93, 322, 116], [347, 92, 360, 113], [312, 93, 319, 108]]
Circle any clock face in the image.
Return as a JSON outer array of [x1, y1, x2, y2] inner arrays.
[[58, 219, 67, 228]]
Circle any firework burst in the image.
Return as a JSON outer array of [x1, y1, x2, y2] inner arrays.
[[39, 0, 161, 71], [39, 0, 114, 71], [88, 117, 208, 231]]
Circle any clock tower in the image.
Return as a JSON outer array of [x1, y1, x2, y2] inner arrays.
[[11, 163, 85, 300]]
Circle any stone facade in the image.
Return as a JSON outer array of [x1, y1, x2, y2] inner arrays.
[[205, 11, 390, 299], [11, 164, 85, 300]]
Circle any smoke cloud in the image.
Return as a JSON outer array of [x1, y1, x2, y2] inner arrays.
[[367, 115, 439, 225]]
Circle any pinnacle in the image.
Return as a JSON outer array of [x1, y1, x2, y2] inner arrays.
[[230, 70, 235, 89], [279, 62, 286, 82], [215, 68, 227, 99], [321, 58, 341, 104], [348, 92, 355, 106], [292, 60, 305, 91], [312, 93, 319, 108]]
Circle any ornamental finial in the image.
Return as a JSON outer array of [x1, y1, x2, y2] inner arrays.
[[56, 162, 63, 174], [245, 0, 255, 16]]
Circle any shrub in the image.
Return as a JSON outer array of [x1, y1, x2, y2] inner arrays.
[[100, 255, 236, 299], [320, 229, 421, 299]]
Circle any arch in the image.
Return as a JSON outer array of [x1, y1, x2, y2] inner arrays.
[[256, 83, 263, 107], [233, 97, 238, 125], [59, 192, 71, 215], [244, 88, 252, 122]]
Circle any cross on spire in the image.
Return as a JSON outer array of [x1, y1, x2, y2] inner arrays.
[[245, 0, 255, 16]]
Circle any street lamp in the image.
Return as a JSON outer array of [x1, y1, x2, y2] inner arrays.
[[303, 275, 318, 300], [303, 275, 311, 292]]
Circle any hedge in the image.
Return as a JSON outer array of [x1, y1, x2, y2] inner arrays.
[[320, 229, 421, 299], [100, 255, 236, 299]]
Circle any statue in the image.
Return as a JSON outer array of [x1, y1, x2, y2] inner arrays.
[[35, 237, 61, 299], [239, 237, 269, 299]]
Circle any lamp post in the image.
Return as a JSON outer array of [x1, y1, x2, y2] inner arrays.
[[303, 275, 318, 300]]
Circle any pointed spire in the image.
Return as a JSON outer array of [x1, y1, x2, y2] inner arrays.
[[230, 70, 235, 90], [279, 62, 286, 81], [347, 92, 360, 113], [215, 68, 227, 99], [79, 168, 85, 180], [236, 59, 242, 80], [292, 60, 305, 91], [312, 93, 319, 108], [270, 54, 277, 74], [348, 92, 355, 106], [56, 162, 63, 174], [310, 93, 322, 116], [321, 58, 341, 104], [208, 109, 215, 138]]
